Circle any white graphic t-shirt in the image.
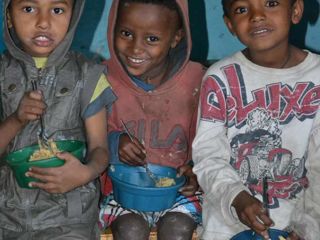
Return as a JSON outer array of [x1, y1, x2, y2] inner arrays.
[[193, 51, 320, 240]]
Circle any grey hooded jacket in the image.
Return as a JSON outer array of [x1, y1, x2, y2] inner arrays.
[[0, 0, 107, 238]]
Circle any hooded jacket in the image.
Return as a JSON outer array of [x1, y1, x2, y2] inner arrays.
[[0, 0, 111, 235], [0, 0, 107, 151], [103, 0, 206, 184]]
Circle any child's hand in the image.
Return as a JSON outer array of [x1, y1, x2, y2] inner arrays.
[[118, 134, 146, 166], [26, 152, 90, 193], [14, 90, 46, 126], [232, 191, 274, 240], [177, 164, 199, 197], [286, 231, 304, 240]]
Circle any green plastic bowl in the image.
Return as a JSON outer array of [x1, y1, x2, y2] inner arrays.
[[5, 140, 85, 189]]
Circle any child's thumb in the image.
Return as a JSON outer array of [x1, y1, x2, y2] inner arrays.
[[56, 152, 72, 161]]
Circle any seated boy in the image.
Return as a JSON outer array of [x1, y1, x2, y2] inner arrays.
[[193, 0, 320, 239], [99, 0, 206, 239], [0, 0, 116, 239]]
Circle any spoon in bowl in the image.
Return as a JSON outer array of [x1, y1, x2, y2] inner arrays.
[[120, 120, 158, 183]]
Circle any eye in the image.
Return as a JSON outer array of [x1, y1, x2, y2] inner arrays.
[[266, 0, 279, 7], [147, 36, 159, 43], [120, 30, 133, 39], [234, 6, 248, 14], [23, 6, 35, 13], [52, 8, 64, 14]]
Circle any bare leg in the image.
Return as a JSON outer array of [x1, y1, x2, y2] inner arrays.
[[157, 212, 196, 240], [111, 213, 150, 240]]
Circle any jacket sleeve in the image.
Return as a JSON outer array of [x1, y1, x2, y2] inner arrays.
[[192, 75, 249, 225], [289, 112, 320, 240]]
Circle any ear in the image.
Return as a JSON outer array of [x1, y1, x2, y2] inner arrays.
[[224, 15, 236, 37], [6, 11, 13, 28], [170, 28, 184, 48], [291, 0, 304, 25]]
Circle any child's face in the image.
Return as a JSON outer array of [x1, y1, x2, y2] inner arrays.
[[223, 0, 303, 53], [8, 0, 73, 57], [114, 2, 183, 80]]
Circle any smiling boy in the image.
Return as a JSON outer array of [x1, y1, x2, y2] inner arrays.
[[193, 0, 320, 239], [99, 0, 205, 239]]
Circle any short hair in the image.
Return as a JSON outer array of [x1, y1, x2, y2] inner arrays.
[[221, 0, 297, 17], [221, 0, 230, 16], [119, 0, 182, 28], [120, 0, 180, 11]]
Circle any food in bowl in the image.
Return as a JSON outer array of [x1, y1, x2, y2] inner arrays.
[[29, 139, 60, 161], [5, 140, 85, 188], [109, 164, 186, 211], [155, 177, 176, 187]]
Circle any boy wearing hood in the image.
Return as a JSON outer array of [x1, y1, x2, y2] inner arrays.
[[0, 0, 116, 239], [99, 0, 205, 239]]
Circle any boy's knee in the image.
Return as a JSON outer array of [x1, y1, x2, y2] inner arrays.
[[111, 213, 149, 240], [157, 212, 196, 240]]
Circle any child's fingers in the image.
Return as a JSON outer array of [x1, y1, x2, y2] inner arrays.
[[287, 231, 302, 240], [119, 150, 142, 165], [24, 104, 45, 115], [26, 167, 56, 187], [29, 90, 43, 100], [130, 142, 146, 159], [26, 166, 58, 177], [179, 185, 197, 196], [56, 152, 77, 162], [119, 142, 146, 165], [20, 97, 46, 119], [249, 207, 269, 230], [118, 150, 132, 164], [257, 212, 274, 227], [177, 165, 191, 176], [29, 181, 60, 193], [132, 138, 146, 155]]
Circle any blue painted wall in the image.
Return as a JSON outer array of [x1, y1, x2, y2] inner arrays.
[[1, 0, 320, 62]]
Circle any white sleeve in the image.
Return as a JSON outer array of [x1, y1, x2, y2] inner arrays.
[[289, 114, 320, 240], [192, 74, 249, 225]]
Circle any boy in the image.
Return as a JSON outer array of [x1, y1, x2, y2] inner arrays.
[[192, 0, 320, 239], [0, 0, 116, 239], [99, 0, 205, 239]]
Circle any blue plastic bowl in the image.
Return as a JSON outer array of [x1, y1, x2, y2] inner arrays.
[[108, 163, 186, 212], [231, 229, 288, 240]]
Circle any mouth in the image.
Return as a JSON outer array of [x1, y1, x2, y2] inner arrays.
[[127, 56, 146, 65], [33, 35, 53, 47], [250, 27, 272, 37]]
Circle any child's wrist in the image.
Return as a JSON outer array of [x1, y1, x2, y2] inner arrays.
[[10, 111, 27, 127], [85, 161, 103, 182]]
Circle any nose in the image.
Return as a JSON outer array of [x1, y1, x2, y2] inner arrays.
[[132, 38, 144, 55], [250, 7, 266, 23], [36, 12, 50, 30]]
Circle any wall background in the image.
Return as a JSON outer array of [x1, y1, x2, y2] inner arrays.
[[1, 0, 319, 62]]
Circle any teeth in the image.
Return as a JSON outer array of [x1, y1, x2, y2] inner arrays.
[[128, 57, 144, 63], [254, 29, 267, 34], [35, 36, 49, 41]]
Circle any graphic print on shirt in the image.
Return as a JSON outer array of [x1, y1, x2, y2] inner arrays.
[[200, 63, 320, 208]]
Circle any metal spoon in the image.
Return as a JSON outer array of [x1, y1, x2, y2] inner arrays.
[[120, 119, 158, 183], [31, 80, 50, 149], [262, 176, 269, 217]]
